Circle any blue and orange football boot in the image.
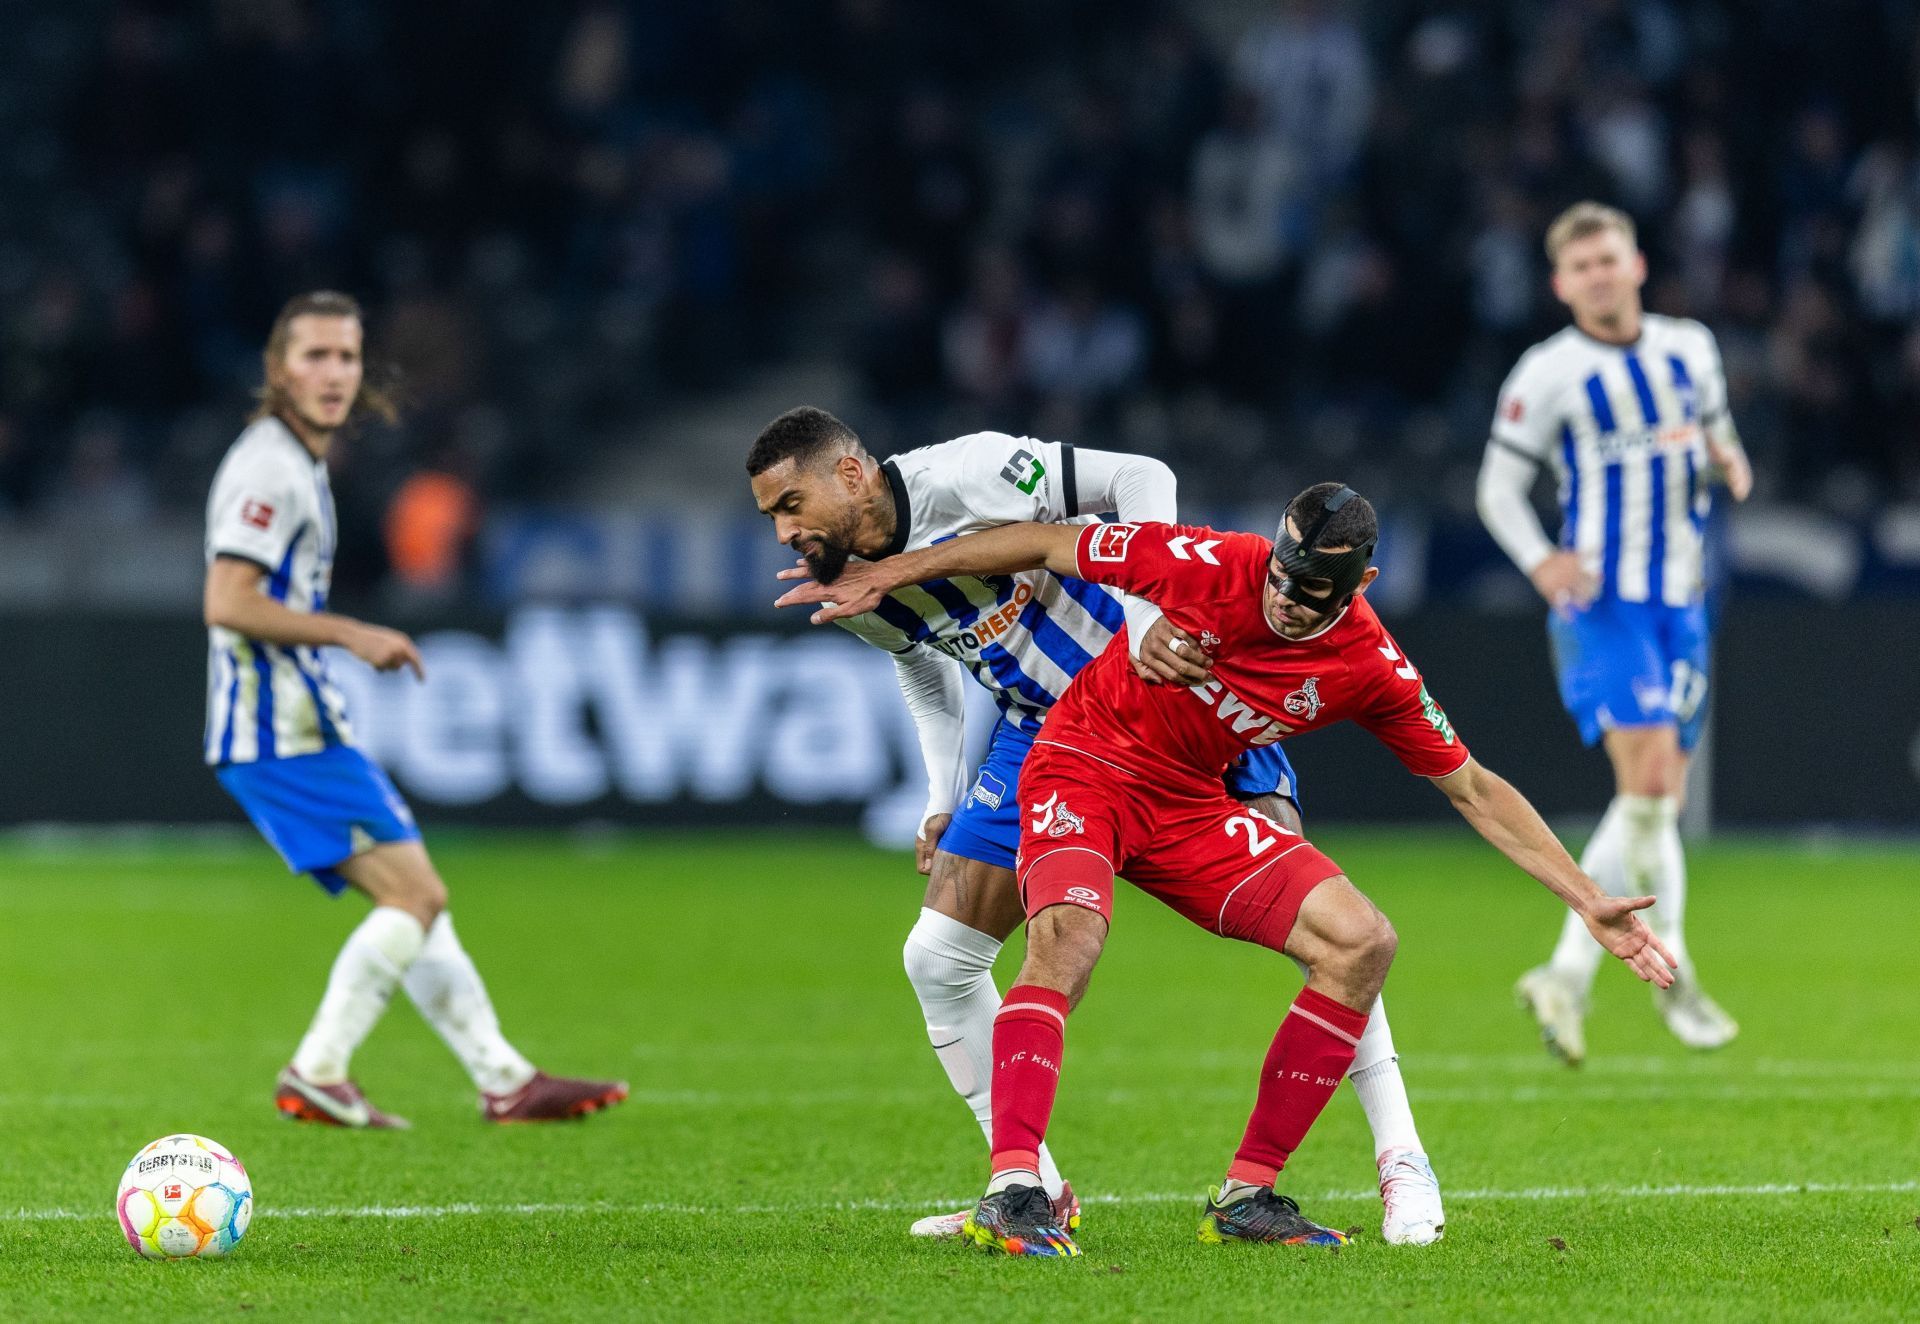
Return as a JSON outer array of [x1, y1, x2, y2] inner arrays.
[[962, 1184, 1082, 1257], [1198, 1185, 1349, 1247]]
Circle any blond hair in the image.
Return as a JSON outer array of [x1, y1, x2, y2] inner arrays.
[[249, 290, 398, 426], [1544, 202, 1637, 264]]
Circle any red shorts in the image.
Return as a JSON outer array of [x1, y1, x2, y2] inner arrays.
[[1015, 740, 1344, 952]]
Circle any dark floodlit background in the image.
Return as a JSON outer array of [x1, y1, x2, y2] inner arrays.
[[2, 0, 1916, 835]]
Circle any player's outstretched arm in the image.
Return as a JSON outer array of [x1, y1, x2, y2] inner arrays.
[[204, 556, 424, 679], [775, 522, 1083, 624], [1431, 757, 1677, 986]]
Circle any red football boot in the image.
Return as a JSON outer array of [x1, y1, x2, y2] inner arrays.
[[275, 1065, 412, 1129], [481, 1071, 629, 1123]]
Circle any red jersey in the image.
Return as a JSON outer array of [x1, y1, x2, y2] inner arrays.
[[1044, 521, 1472, 791]]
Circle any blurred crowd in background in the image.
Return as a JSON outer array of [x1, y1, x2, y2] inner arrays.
[[3, 0, 1918, 595]]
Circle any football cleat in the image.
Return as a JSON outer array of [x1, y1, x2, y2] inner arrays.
[[962, 1184, 1082, 1257], [911, 1181, 1079, 1239], [1655, 973, 1739, 1051], [274, 1066, 411, 1130], [481, 1071, 629, 1123], [1198, 1186, 1349, 1247], [1515, 965, 1588, 1067], [1377, 1148, 1445, 1245]]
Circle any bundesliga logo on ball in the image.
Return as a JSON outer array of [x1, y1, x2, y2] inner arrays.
[[115, 1134, 253, 1260]]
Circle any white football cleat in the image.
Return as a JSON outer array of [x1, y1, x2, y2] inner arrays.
[[909, 1208, 971, 1238], [1515, 965, 1588, 1067], [1656, 972, 1739, 1050], [1377, 1148, 1444, 1245]]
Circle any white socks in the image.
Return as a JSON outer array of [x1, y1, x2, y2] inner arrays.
[[292, 906, 426, 1085], [1625, 794, 1690, 970], [904, 908, 1065, 1200], [1550, 793, 1688, 992], [403, 913, 538, 1096], [1290, 955, 1425, 1158], [1348, 996, 1424, 1158]]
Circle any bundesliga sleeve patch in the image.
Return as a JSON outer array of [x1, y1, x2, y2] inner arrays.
[[239, 499, 275, 530], [1086, 523, 1138, 562]]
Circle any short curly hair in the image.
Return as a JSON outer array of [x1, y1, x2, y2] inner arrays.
[[746, 407, 864, 477]]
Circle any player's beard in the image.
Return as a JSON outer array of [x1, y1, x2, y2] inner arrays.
[[798, 511, 861, 584], [802, 537, 853, 584]]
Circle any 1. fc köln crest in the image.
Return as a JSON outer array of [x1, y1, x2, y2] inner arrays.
[[1283, 676, 1323, 721]]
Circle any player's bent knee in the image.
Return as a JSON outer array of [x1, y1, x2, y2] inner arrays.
[[902, 912, 995, 995], [1019, 903, 1107, 996]]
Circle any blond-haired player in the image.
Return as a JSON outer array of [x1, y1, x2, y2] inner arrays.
[[1476, 204, 1752, 1064]]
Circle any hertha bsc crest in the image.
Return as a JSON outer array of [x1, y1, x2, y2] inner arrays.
[[1283, 676, 1323, 721]]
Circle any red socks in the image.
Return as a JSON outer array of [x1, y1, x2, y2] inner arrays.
[[987, 984, 1071, 1177], [1226, 987, 1371, 1188], [986, 982, 1367, 1189]]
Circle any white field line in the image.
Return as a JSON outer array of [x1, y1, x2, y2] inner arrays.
[[9, 1079, 1920, 1113], [12, 1180, 1919, 1224]]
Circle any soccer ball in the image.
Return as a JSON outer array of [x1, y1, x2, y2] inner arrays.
[[115, 1134, 253, 1259]]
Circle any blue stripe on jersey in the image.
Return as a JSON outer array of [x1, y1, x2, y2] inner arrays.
[[294, 654, 341, 746], [1628, 352, 1667, 601], [1583, 373, 1617, 433], [217, 644, 240, 764], [1601, 465, 1624, 598], [1623, 353, 1659, 426], [980, 641, 1056, 716], [1559, 423, 1579, 548], [872, 595, 933, 644], [267, 526, 306, 602], [1016, 596, 1095, 680], [1052, 571, 1125, 635], [1667, 354, 1695, 420], [921, 577, 984, 628], [252, 643, 277, 760], [1648, 446, 1669, 603]]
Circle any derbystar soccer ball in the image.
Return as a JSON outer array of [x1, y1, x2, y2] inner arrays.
[[115, 1134, 253, 1259]]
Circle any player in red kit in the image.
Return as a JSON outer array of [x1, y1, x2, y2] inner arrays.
[[780, 484, 1676, 1256]]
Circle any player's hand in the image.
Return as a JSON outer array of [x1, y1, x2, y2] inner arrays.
[[345, 623, 425, 681], [1581, 894, 1678, 987], [1529, 551, 1599, 614], [1706, 437, 1753, 502], [1133, 615, 1212, 687], [775, 561, 895, 623], [915, 813, 952, 875]]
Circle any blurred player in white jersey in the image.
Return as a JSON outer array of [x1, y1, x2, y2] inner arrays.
[[204, 291, 627, 1126], [1476, 204, 1752, 1064], [748, 408, 1445, 1245]]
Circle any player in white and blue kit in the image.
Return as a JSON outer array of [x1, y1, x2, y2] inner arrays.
[[749, 407, 1445, 1245], [206, 291, 627, 1127], [1477, 204, 1752, 1064]]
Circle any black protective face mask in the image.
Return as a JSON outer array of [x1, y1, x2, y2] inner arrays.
[[1270, 486, 1376, 614]]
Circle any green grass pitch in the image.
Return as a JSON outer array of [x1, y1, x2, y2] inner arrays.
[[2, 827, 1916, 1321]]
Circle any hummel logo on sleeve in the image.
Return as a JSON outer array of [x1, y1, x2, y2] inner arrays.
[[1377, 642, 1419, 681], [1166, 534, 1221, 564]]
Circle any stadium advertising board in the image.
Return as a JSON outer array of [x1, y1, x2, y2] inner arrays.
[[2, 605, 1914, 833]]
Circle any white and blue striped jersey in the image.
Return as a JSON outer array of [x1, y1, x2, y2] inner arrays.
[[203, 417, 355, 765], [836, 434, 1137, 734], [1489, 314, 1730, 606]]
